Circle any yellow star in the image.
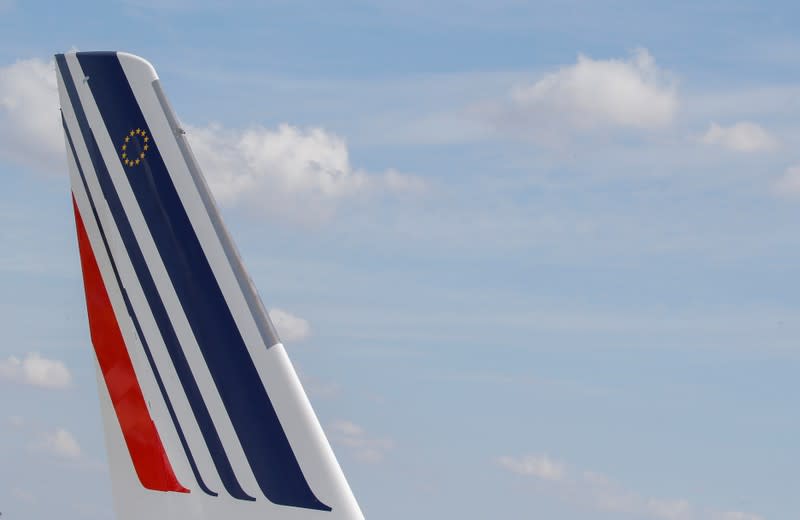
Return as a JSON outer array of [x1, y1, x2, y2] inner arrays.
[[143, 144, 149, 151], [122, 144, 127, 151], [124, 136, 130, 143], [122, 153, 127, 159], [135, 158, 140, 165], [129, 130, 135, 137], [143, 136, 149, 143], [136, 128, 142, 135], [139, 152, 145, 159]]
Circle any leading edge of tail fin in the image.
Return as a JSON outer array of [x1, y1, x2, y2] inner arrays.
[[56, 51, 363, 520]]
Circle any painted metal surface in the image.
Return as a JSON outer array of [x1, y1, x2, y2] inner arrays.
[[57, 50, 364, 520], [72, 195, 188, 493]]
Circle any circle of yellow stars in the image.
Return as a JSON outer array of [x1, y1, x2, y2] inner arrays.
[[120, 128, 150, 168]]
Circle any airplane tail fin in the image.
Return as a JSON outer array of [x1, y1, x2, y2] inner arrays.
[[55, 51, 363, 520]]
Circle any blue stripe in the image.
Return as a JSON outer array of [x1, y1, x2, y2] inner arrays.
[[62, 114, 218, 498], [76, 51, 331, 512], [56, 53, 254, 502]]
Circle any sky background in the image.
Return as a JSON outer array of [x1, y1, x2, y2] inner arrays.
[[1, 1, 800, 519]]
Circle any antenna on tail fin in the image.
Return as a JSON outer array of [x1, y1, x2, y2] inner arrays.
[[56, 51, 363, 520]]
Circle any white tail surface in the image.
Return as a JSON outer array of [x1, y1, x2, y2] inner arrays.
[[56, 51, 364, 520]]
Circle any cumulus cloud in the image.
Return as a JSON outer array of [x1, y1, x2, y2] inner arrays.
[[8, 415, 25, 428], [0, 58, 62, 171], [37, 427, 82, 459], [498, 453, 762, 520], [297, 371, 341, 399], [772, 165, 800, 197], [712, 513, 765, 520], [269, 307, 311, 342], [0, 353, 72, 389], [0, 57, 422, 222], [186, 123, 426, 223], [330, 420, 393, 463], [645, 498, 693, 520], [11, 487, 35, 503], [492, 49, 676, 136], [496, 454, 566, 481], [701, 122, 777, 152]]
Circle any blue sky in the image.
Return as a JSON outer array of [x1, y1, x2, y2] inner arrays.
[[1, 1, 799, 519]]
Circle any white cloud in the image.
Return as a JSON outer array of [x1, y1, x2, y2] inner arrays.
[[646, 498, 693, 520], [701, 122, 777, 152], [712, 513, 765, 520], [11, 487, 35, 503], [496, 454, 566, 481], [0, 58, 62, 172], [0, 353, 72, 389], [38, 428, 81, 459], [498, 453, 763, 520], [298, 372, 341, 399], [495, 49, 676, 135], [186, 123, 425, 223], [122, 0, 224, 10], [772, 165, 800, 197], [269, 307, 311, 342], [8, 415, 25, 428], [0, 56, 423, 222], [330, 420, 393, 463]]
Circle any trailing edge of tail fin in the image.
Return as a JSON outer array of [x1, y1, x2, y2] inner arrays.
[[56, 51, 364, 520]]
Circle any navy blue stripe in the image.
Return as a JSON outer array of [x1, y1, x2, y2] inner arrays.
[[62, 114, 218, 498], [76, 52, 331, 511], [56, 53, 255, 502]]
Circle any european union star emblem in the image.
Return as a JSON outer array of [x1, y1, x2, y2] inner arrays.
[[120, 127, 151, 168]]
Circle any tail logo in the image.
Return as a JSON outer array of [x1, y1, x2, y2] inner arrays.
[[121, 127, 150, 168], [59, 51, 341, 512]]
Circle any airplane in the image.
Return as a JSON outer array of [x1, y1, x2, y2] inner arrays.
[[55, 51, 364, 520]]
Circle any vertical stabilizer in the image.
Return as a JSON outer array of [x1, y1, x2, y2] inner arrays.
[[56, 51, 363, 520]]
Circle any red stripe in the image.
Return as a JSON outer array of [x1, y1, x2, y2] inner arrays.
[[72, 195, 189, 493]]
